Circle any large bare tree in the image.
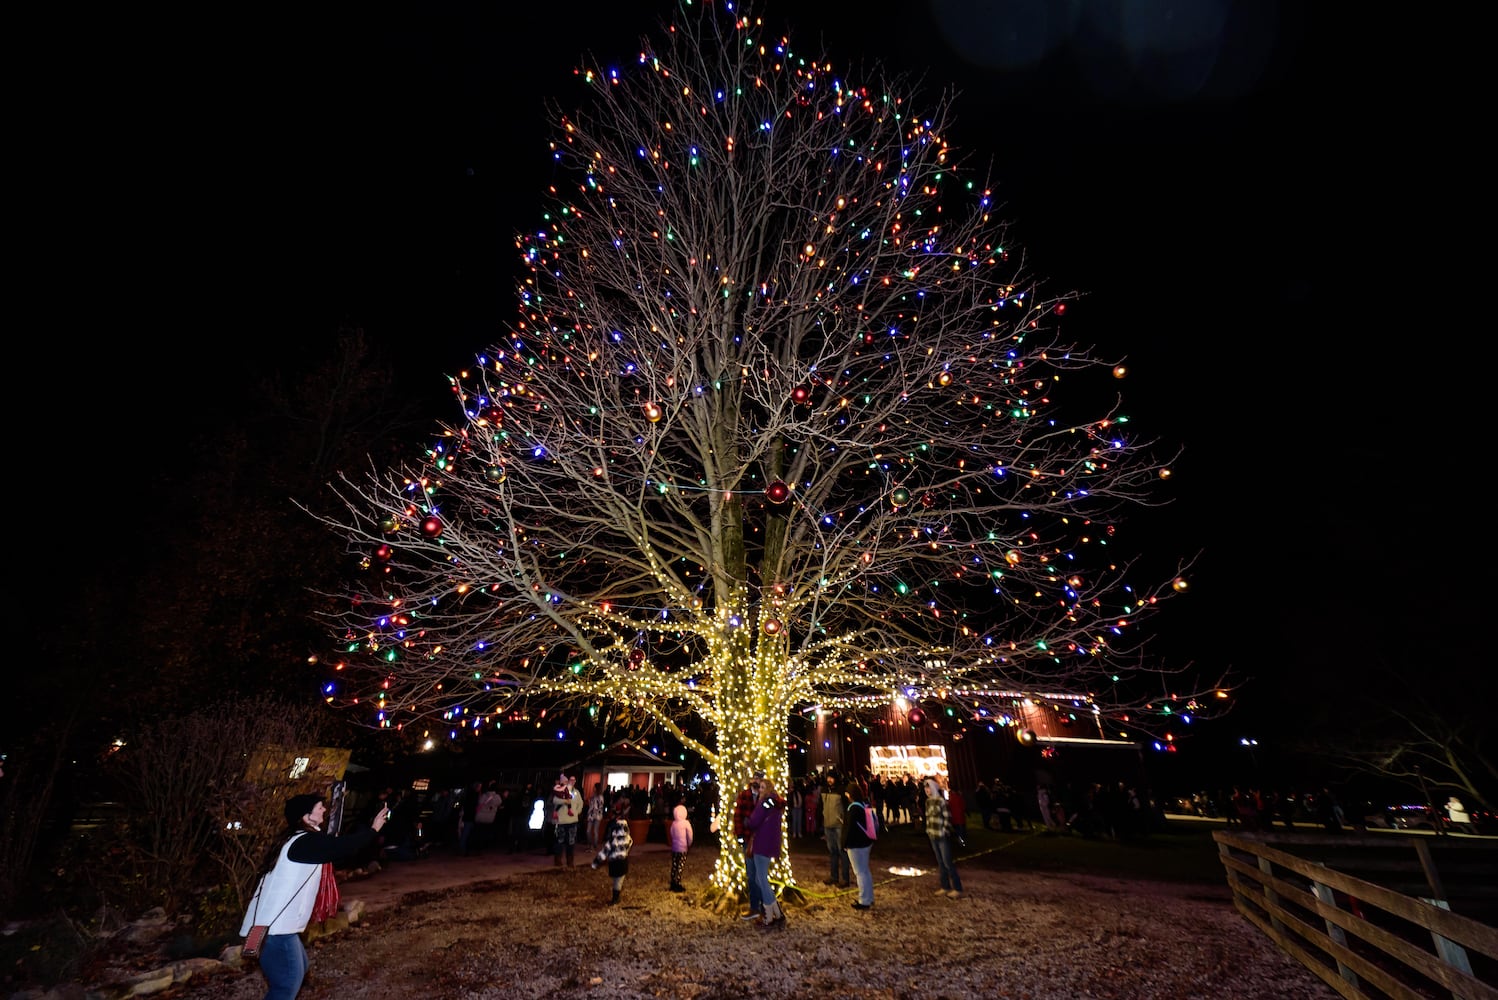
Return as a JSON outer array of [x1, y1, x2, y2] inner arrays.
[[311, 3, 1209, 899]]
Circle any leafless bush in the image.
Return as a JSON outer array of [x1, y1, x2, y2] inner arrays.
[[101, 696, 337, 916]]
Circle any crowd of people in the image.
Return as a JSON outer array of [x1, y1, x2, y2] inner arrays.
[[1177, 786, 1354, 832], [347, 768, 1179, 879], [347, 774, 728, 870], [726, 768, 981, 925]]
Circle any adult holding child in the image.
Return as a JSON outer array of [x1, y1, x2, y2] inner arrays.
[[550, 772, 583, 866]]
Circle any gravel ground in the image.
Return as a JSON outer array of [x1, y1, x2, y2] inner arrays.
[[164, 839, 1336, 1000]]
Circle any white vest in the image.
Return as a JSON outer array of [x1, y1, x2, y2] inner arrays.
[[239, 833, 321, 936]]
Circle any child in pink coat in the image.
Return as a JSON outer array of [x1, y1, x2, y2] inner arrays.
[[668, 803, 694, 892]]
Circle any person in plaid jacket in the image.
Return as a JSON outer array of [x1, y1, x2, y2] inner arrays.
[[924, 777, 964, 899]]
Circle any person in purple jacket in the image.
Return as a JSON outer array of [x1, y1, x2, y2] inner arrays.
[[745, 775, 787, 929]]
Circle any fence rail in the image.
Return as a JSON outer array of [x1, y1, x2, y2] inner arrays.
[[1213, 830, 1497, 999]]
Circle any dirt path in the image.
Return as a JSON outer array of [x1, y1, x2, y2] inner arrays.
[[174, 843, 1335, 1000]]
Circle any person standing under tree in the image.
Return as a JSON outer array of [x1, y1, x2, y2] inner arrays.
[[667, 801, 694, 891], [590, 797, 635, 905], [551, 773, 583, 866], [745, 775, 786, 929], [458, 780, 482, 855], [586, 781, 607, 852], [844, 781, 877, 911], [241, 794, 388, 1000], [731, 773, 763, 920], [821, 775, 851, 888], [924, 777, 964, 899], [474, 780, 501, 851]]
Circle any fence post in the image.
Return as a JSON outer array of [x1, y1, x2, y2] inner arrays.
[[1258, 854, 1284, 934], [1312, 864, 1359, 990], [1420, 897, 1475, 1000], [1413, 839, 1447, 901]]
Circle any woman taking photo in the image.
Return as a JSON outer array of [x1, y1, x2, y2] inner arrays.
[[241, 793, 388, 1000]]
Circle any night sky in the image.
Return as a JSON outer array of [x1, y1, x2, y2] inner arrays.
[[23, 2, 1486, 770]]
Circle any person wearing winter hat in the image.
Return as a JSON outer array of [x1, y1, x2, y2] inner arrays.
[[923, 777, 964, 899], [667, 800, 694, 891], [240, 793, 389, 999], [843, 781, 877, 910], [591, 796, 635, 905], [550, 772, 583, 867], [732, 771, 766, 919], [744, 775, 787, 928]]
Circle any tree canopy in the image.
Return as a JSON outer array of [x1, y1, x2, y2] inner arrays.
[[311, 1, 1212, 893]]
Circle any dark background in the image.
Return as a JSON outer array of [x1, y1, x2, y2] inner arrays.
[[16, 2, 1486, 793]]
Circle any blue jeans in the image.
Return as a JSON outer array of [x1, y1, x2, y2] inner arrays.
[[929, 834, 962, 892], [847, 845, 873, 906], [749, 850, 772, 916], [459, 819, 476, 854], [824, 826, 850, 882], [258, 932, 307, 1000], [744, 847, 763, 913]]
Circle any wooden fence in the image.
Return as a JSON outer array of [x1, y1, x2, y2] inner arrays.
[[1213, 830, 1497, 999]]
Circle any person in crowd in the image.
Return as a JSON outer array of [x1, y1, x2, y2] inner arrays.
[[924, 777, 964, 899], [731, 773, 763, 920], [381, 788, 423, 861], [822, 774, 852, 888], [474, 780, 501, 851], [947, 783, 969, 848], [241, 794, 388, 1000], [428, 788, 456, 848], [1316, 787, 1344, 833], [974, 781, 994, 831], [551, 773, 583, 866], [1037, 784, 1058, 832], [745, 775, 786, 929], [844, 781, 877, 911], [900, 777, 919, 827], [458, 780, 482, 855], [996, 778, 1024, 831], [586, 781, 607, 852], [1217, 788, 1238, 826], [1446, 796, 1472, 832], [499, 784, 525, 853], [789, 780, 805, 839], [668, 801, 694, 891], [590, 797, 635, 905], [804, 778, 820, 839], [353, 787, 392, 871]]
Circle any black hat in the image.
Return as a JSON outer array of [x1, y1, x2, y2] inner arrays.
[[285, 793, 323, 827]]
